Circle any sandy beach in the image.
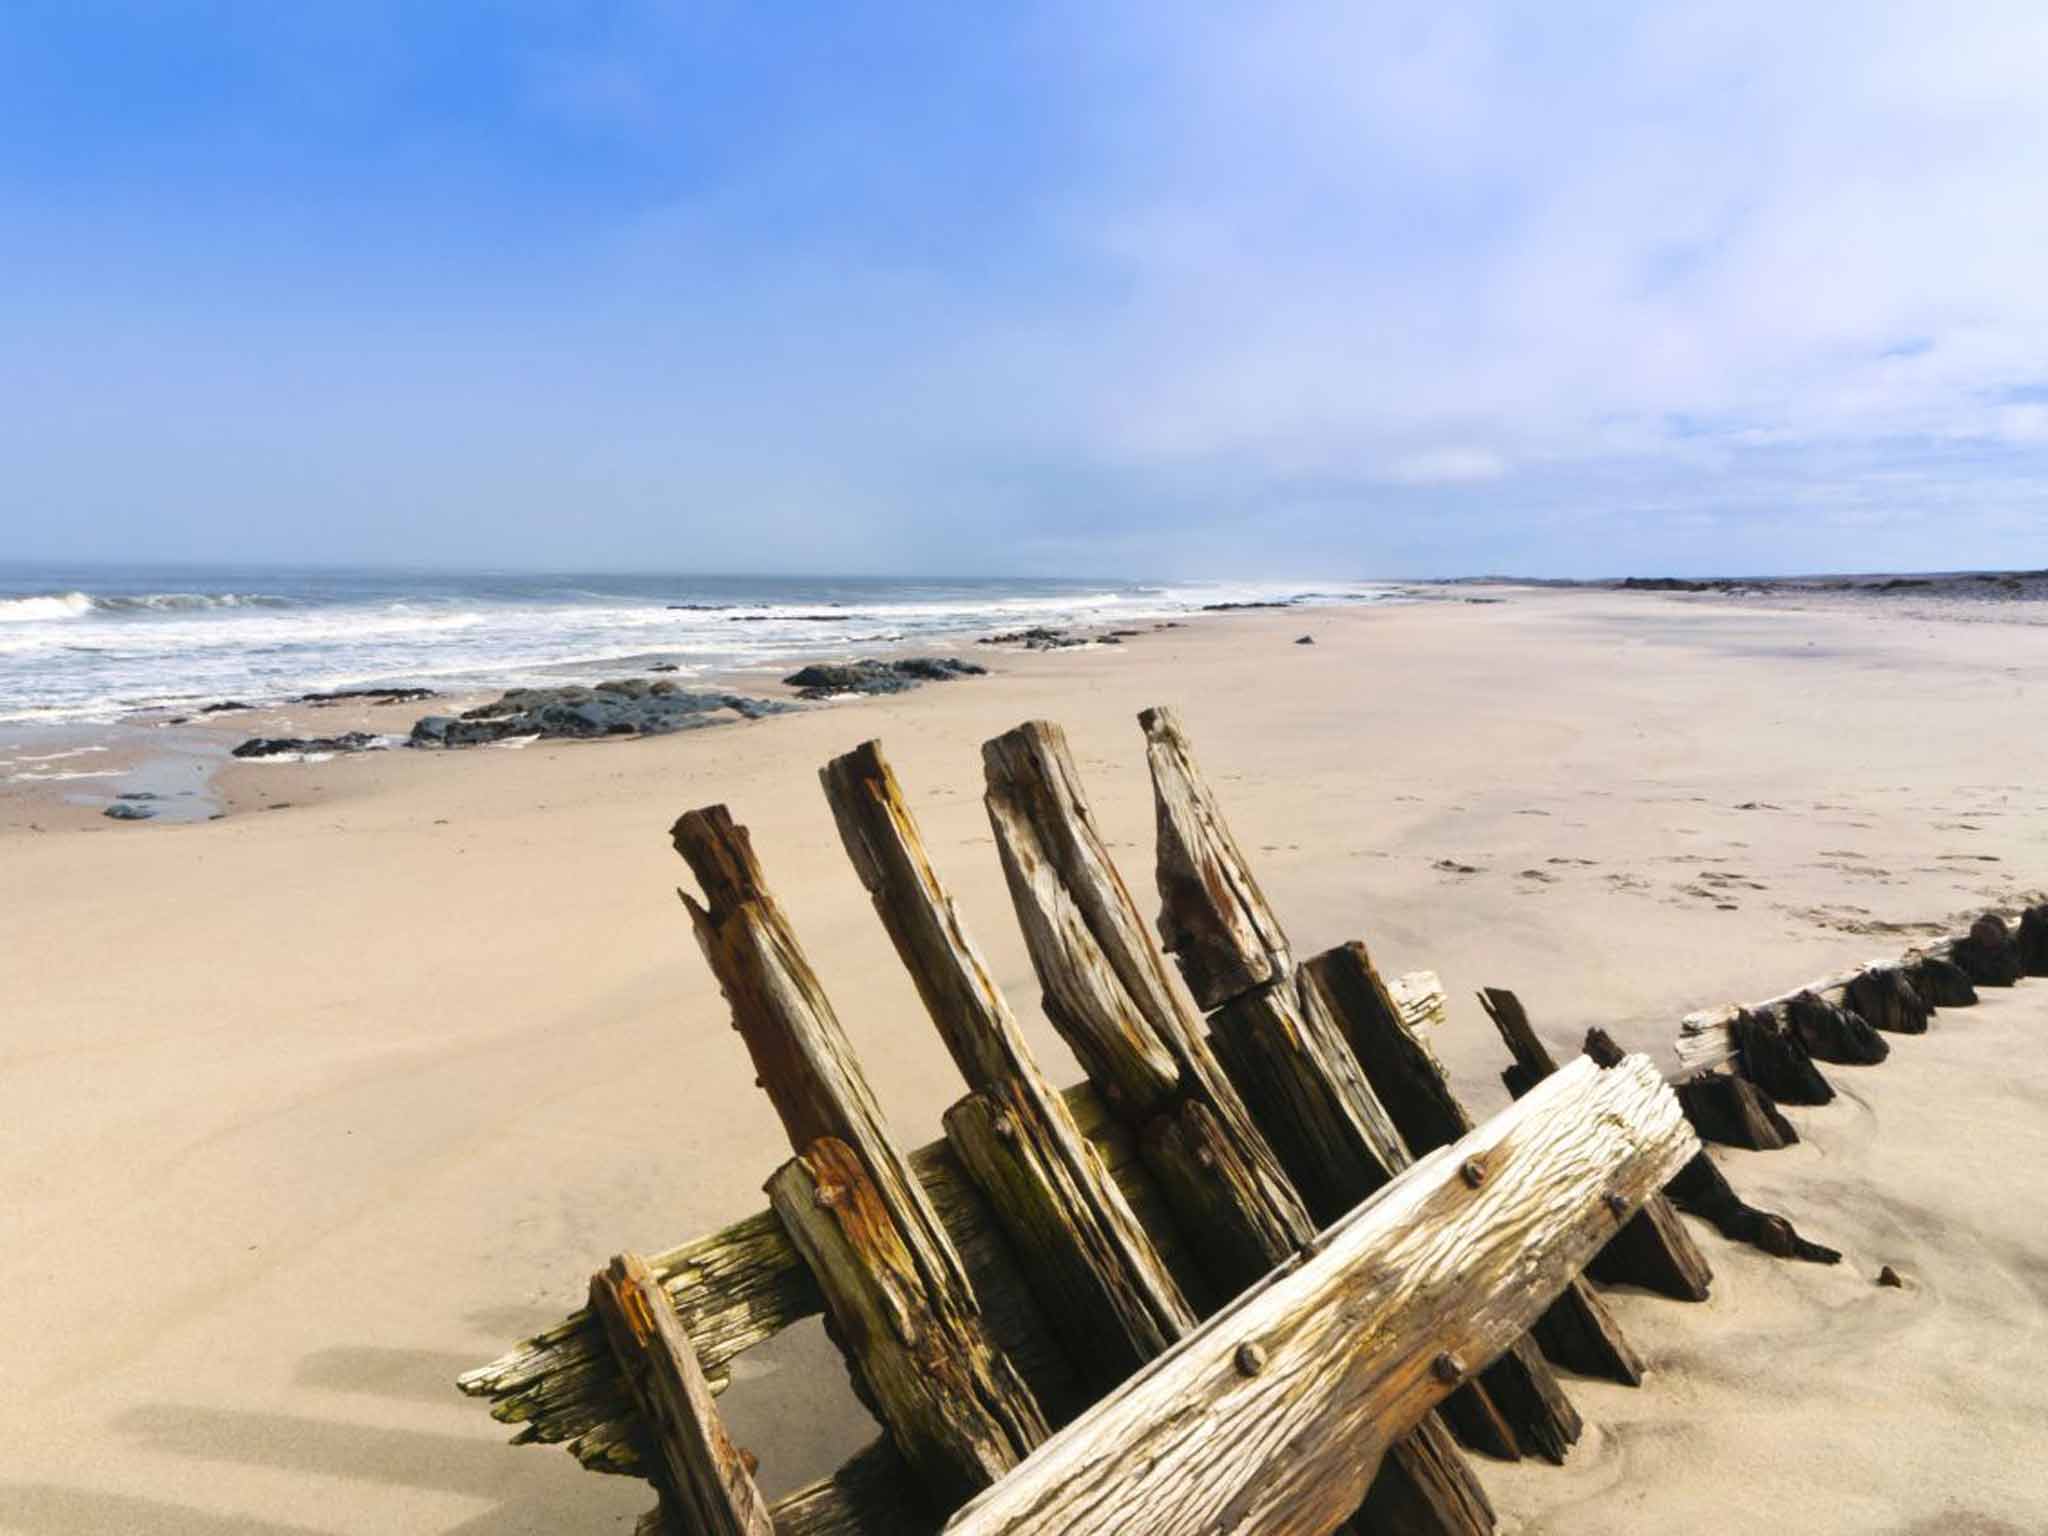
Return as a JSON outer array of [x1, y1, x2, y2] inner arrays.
[[5, 586, 2047, 1534]]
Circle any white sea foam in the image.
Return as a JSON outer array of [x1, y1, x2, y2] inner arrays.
[[0, 575, 1400, 729], [8, 768, 124, 782]]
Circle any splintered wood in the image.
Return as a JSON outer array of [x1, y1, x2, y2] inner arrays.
[[462, 705, 1982, 1536]]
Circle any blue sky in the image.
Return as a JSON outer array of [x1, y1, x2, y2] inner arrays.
[[4, 2, 2046, 578]]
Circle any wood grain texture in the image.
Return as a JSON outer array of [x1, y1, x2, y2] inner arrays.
[[674, 804, 971, 1309], [1316, 950, 1644, 1387], [587, 1252, 776, 1536], [768, 1138, 1049, 1513], [1140, 704, 1290, 1008], [981, 720, 1312, 1258], [823, 739, 1194, 1388], [943, 1056, 1699, 1536], [1482, 990, 1713, 1303], [1141, 713, 1570, 1474], [459, 1087, 1177, 1476]]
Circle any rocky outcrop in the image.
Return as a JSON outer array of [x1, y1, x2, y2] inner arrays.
[[232, 732, 389, 758], [780, 657, 986, 698], [297, 687, 436, 706], [980, 626, 1088, 649], [411, 679, 795, 747]]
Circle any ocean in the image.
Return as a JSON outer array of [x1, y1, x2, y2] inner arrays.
[[0, 564, 1395, 729]]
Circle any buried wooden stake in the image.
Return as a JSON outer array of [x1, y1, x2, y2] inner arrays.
[[1728, 1006, 1836, 1104], [1844, 966, 1931, 1034], [1143, 706, 1584, 1465], [1674, 1071, 1799, 1151], [1582, 1027, 1838, 1266], [1780, 989, 1889, 1065], [1480, 989, 1712, 1303], [1310, 944, 1643, 1387]]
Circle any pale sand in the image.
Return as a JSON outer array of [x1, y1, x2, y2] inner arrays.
[[3, 589, 2045, 1533]]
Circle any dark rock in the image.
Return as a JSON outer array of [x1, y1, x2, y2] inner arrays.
[[1109, 629, 1142, 637], [781, 658, 986, 699], [103, 802, 156, 820], [1295, 635, 1316, 645], [1620, 577, 1712, 592], [1201, 599, 1293, 611], [232, 732, 387, 759], [297, 687, 436, 706], [649, 663, 681, 673], [1877, 1264, 1906, 1288], [1951, 913, 2022, 987], [667, 603, 721, 610], [199, 701, 253, 714], [412, 681, 795, 747], [980, 626, 1087, 650], [116, 791, 161, 801]]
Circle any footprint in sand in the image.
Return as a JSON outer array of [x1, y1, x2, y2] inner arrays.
[[1515, 868, 1558, 886], [1432, 858, 1481, 876], [1547, 856, 1597, 867]]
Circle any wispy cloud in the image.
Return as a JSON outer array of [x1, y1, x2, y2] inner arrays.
[[2, 1, 2045, 575]]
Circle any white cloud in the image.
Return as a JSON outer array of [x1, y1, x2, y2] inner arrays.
[[1385, 448, 1506, 485]]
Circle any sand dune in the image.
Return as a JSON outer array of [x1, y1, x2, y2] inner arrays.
[[3, 588, 2045, 1533]]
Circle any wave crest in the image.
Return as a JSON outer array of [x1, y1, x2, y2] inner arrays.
[[0, 590, 291, 622]]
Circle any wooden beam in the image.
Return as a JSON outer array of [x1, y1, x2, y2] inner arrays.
[[1310, 948, 1643, 1387], [821, 740, 1195, 1394], [673, 804, 969, 1307], [458, 1084, 1179, 1479], [587, 1252, 776, 1536], [1480, 990, 1712, 1303], [1141, 706, 1577, 1468], [1675, 1071, 1798, 1151], [674, 806, 1051, 1511], [981, 720, 1312, 1279], [942, 1056, 1700, 1536], [768, 1138, 1049, 1511]]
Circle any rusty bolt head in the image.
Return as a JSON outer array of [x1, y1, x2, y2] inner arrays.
[[992, 1112, 1018, 1141], [1234, 1341, 1268, 1377], [1459, 1158, 1486, 1189], [1431, 1351, 1465, 1385], [1194, 1143, 1217, 1171], [1603, 1191, 1629, 1219], [814, 1185, 843, 1210]]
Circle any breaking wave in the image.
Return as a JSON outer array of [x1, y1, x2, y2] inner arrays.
[[0, 590, 290, 622]]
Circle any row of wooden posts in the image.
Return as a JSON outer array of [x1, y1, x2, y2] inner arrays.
[[459, 707, 1996, 1535]]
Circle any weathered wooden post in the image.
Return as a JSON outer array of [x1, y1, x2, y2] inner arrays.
[[1479, 988, 1715, 1299], [1141, 705, 1588, 1461], [821, 740, 1196, 1400], [587, 1251, 776, 1536], [984, 719, 1495, 1535], [674, 806, 1050, 1511]]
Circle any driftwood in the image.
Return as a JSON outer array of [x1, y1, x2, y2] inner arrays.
[[823, 740, 1194, 1395], [587, 1251, 776, 1536], [1145, 707, 1581, 1467], [675, 807, 1051, 1508], [1479, 989, 1712, 1303], [942, 1056, 1699, 1536]]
